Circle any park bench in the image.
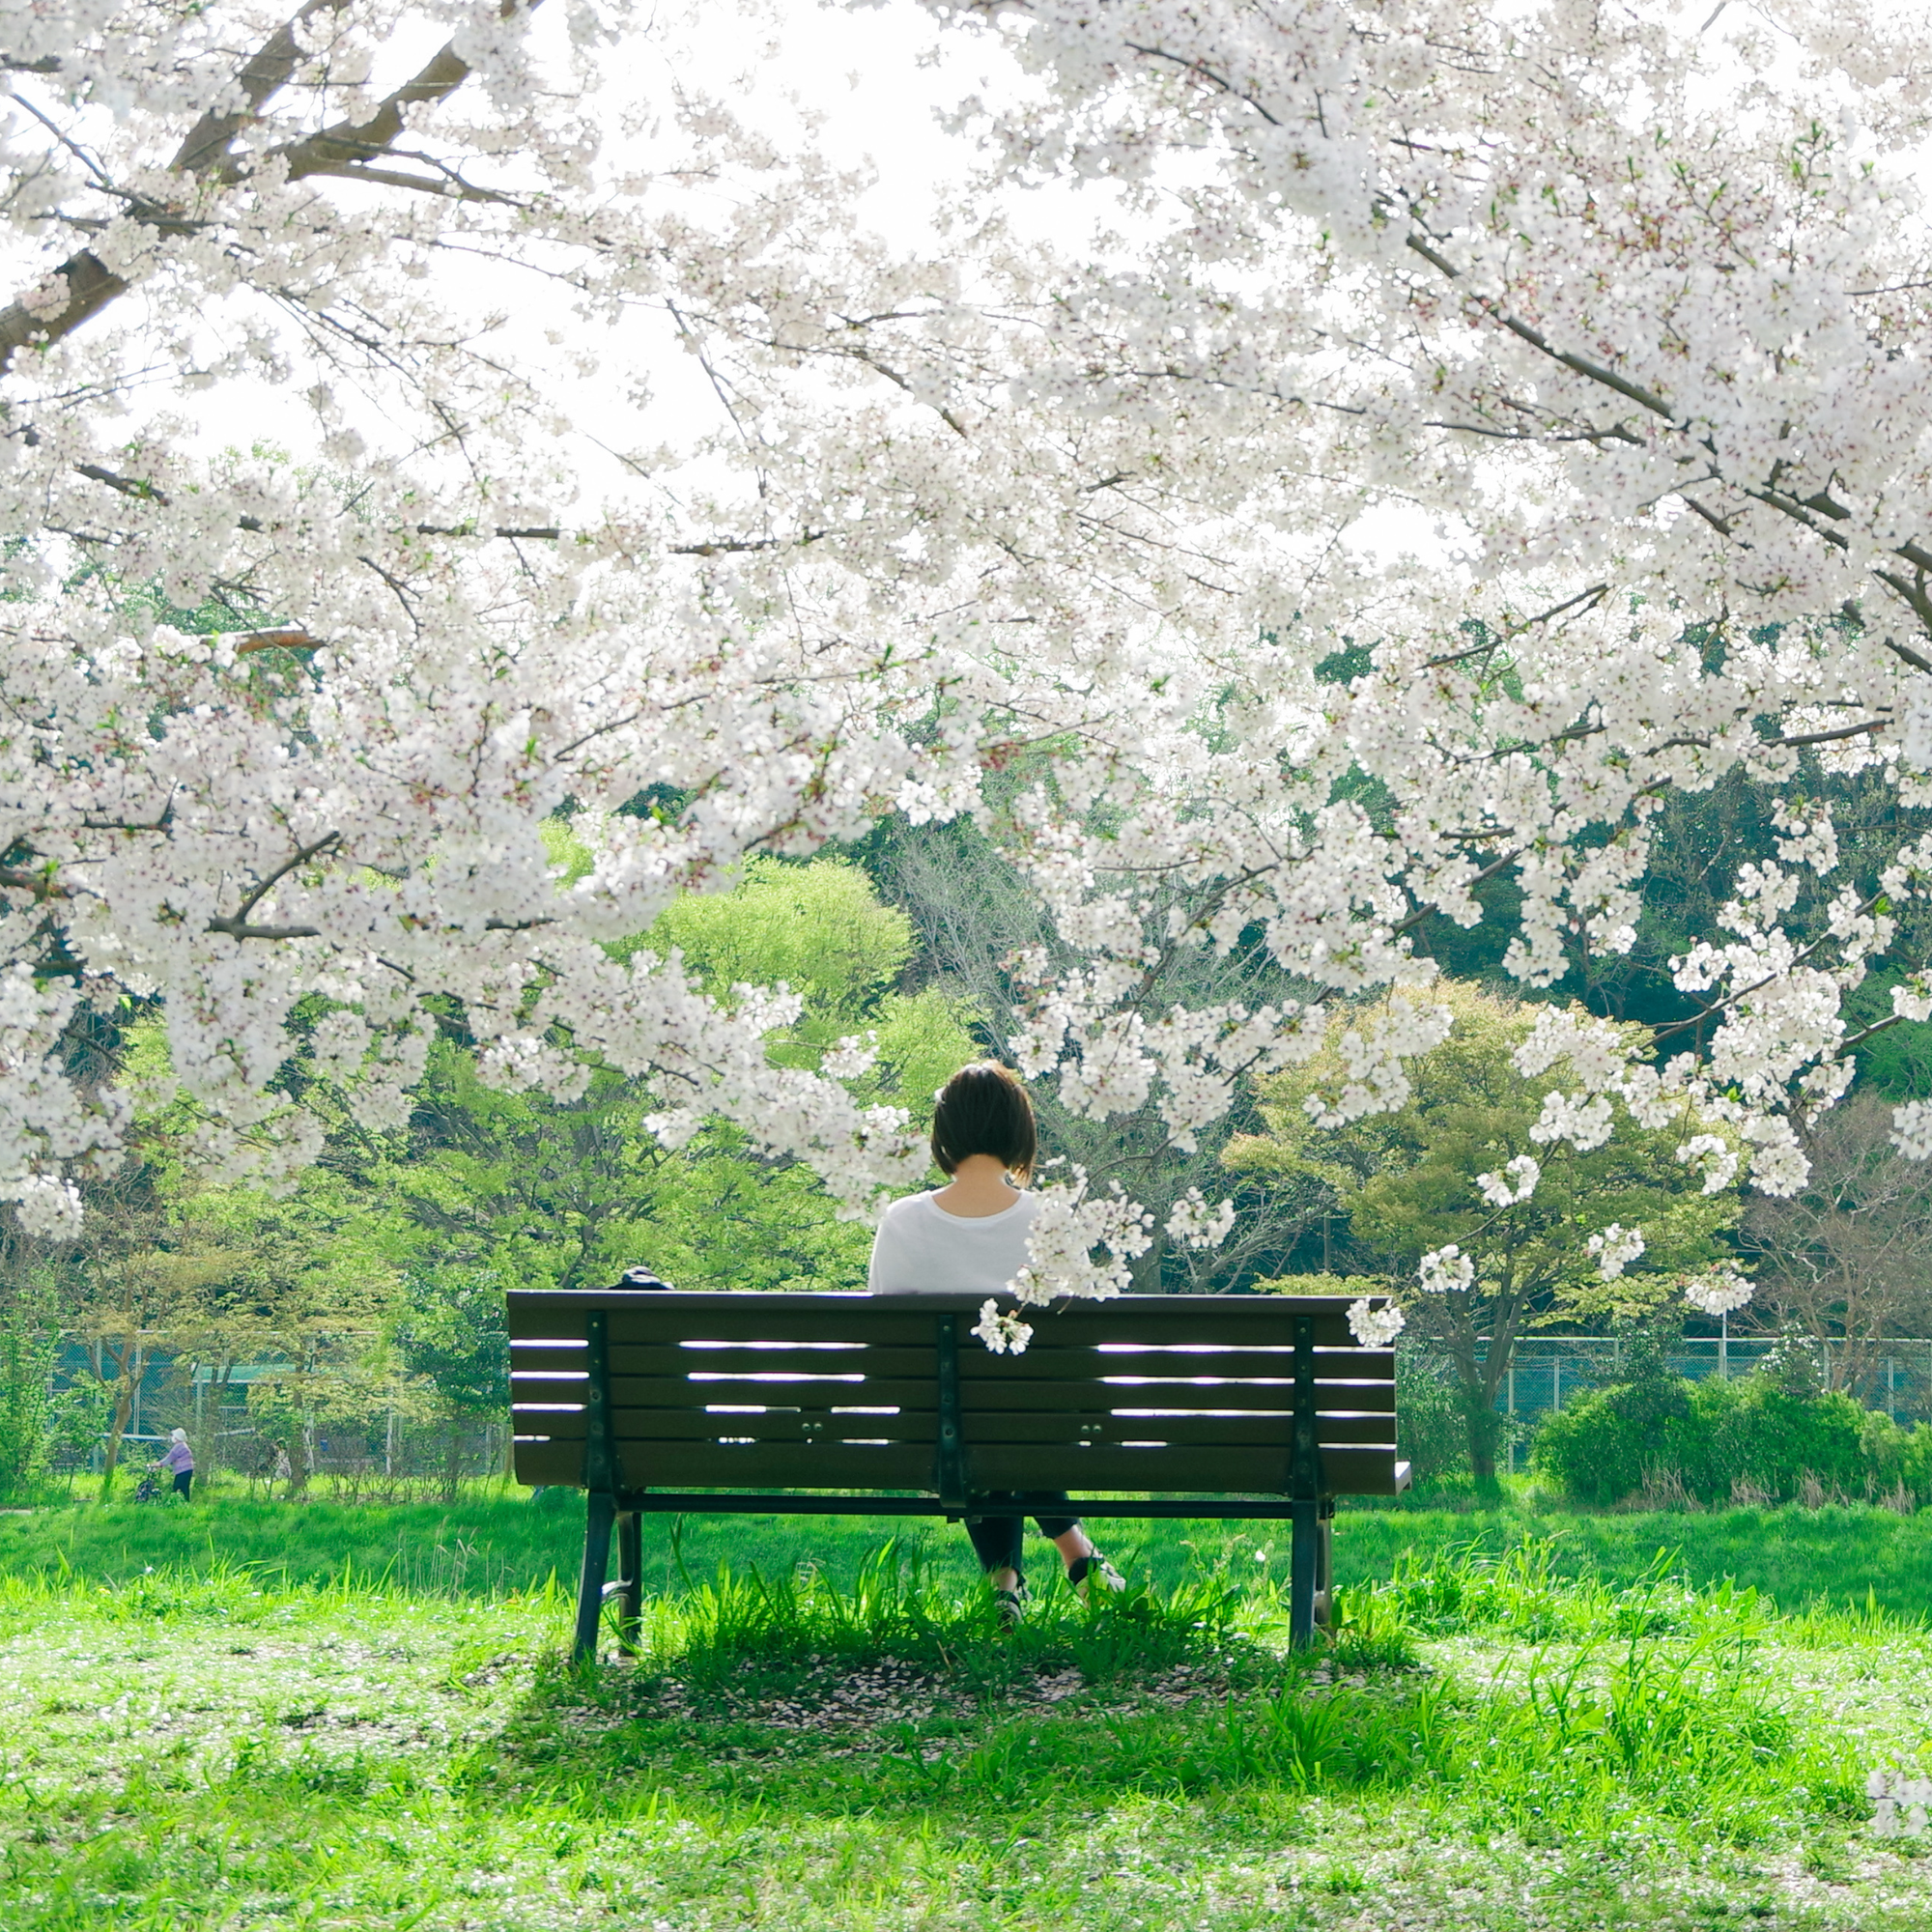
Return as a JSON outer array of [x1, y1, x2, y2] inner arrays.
[[506, 1288, 1408, 1659]]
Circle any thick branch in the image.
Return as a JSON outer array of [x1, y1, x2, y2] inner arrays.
[[0, 2, 536, 374], [170, 0, 347, 178], [203, 831, 342, 939]]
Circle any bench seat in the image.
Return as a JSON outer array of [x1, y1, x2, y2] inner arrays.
[[507, 1288, 1407, 1657]]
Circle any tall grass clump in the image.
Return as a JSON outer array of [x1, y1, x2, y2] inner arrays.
[[482, 1533, 1865, 1851], [619, 1535, 1251, 1690]]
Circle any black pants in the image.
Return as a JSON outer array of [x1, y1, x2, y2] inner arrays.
[[172, 1470, 191, 1499], [964, 1492, 1080, 1576]]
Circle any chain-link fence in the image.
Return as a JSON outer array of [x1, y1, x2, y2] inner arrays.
[[47, 1328, 1932, 1493], [1481, 1336, 1932, 1473], [46, 1345, 509, 1498]]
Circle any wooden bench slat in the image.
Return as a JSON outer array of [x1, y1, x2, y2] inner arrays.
[[510, 1306, 939, 1346], [510, 1436, 1405, 1496], [528, 1374, 944, 1411], [514, 1406, 1393, 1451], [960, 1411, 1398, 1450], [620, 1441, 938, 1488], [604, 1343, 937, 1378], [958, 1345, 1391, 1384], [517, 1409, 941, 1445], [513, 1377, 1394, 1417], [509, 1293, 1376, 1350], [966, 1444, 1404, 1494], [999, 1315, 1360, 1349], [964, 1378, 1397, 1414], [512, 1345, 1395, 1387], [607, 1312, 942, 1348]]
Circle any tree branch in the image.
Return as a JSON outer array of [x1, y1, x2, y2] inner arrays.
[[204, 831, 342, 940], [0, 1, 538, 373], [170, 0, 348, 178]]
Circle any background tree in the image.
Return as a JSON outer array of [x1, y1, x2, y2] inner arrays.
[[9, 0, 1932, 1322], [1742, 1094, 1932, 1397], [1227, 984, 1741, 1480], [361, 854, 981, 1296], [392, 1268, 511, 1502], [865, 814, 1329, 1290]]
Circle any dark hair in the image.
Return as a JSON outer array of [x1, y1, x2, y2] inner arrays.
[[931, 1063, 1037, 1181]]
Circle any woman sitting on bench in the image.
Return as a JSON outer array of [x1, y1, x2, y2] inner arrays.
[[867, 1061, 1123, 1622]]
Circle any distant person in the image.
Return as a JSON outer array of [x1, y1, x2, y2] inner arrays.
[[867, 1062, 1122, 1623], [270, 1441, 293, 1495], [153, 1428, 194, 1500]]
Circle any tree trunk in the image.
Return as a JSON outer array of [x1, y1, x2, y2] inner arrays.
[[1129, 1228, 1168, 1293], [99, 1356, 138, 1504], [288, 1415, 312, 1498], [1463, 1394, 1500, 1486], [1442, 1293, 1527, 1495]]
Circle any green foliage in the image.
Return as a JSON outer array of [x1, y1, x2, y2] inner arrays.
[[1531, 1371, 1904, 1507], [0, 1309, 54, 1500], [385, 1043, 883, 1294], [640, 854, 980, 1104], [394, 1268, 510, 1418], [1232, 983, 1739, 1476], [642, 856, 916, 1029], [0, 1520, 1896, 1929], [1396, 1349, 1480, 1484], [372, 856, 980, 1300], [1402, 760, 1932, 1094]]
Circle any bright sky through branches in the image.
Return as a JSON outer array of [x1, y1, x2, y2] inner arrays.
[[3, 0, 1932, 1330]]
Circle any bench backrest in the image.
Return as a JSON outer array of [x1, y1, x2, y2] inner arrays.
[[507, 1290, 1405, 1501]]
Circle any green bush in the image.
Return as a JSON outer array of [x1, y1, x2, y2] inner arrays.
[[1531, 1371, 1906, 1507], [1395, 1348, 1473, 1483]]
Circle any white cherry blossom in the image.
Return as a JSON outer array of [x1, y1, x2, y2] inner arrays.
[[2, 0, 1932, 1296], [1417, 1244, 1474, 1295], [1682, 1267, 1755, 1319], [1164, 1188, 1237, 1249], [1346, 1296, 1406, 1349], [1587, 1224, 1646, 1283], [1475, 1154, 1540, 1208]]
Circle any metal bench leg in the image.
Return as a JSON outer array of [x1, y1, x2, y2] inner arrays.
[[573, 1491, 615, 1663], [615, 1508, 643, 1655], [1315, 1500, 1334, 1629], [1290, 1496, 1320, 1647]]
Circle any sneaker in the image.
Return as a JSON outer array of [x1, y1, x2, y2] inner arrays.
[[1067, 1554, 1125, 1600], [993, 1581, 1028, 1629]]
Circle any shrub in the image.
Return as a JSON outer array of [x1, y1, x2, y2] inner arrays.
[[1395, 1348, 1472, 1483], [1531, 1370, 1901, 1507]]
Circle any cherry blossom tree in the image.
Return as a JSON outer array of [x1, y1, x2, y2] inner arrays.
[[901, 0, 1932, 1301], [3, 0, 1932, 1324]]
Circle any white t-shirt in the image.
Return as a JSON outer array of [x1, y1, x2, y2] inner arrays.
[[867, 1188, 1039, 1295]]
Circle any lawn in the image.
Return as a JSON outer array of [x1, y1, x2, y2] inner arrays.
[[2, 1495, 1929, 1928], [14, 1486, 1932, 1613]]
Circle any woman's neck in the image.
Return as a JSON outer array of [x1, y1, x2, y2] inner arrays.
[[932, 1152, 1023, 1218]]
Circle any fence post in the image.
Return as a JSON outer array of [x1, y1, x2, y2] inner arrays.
[[1506, 1364, 1516, 1476], [1552, 1356, 1561, 1412]]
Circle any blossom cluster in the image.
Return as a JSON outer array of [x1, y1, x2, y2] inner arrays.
[[1681, 1269, 1756, 1319], [1868, 1771, 1932, 1837], [1346, 1297, 1406, 1350], [0, 0, 1927, 1326], [1417, 1245, 1474, 1295], [1586, 1225, 1646, 1283]]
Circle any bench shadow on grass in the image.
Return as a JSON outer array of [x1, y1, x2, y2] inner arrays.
[[469, 1536, 1868, 1850]]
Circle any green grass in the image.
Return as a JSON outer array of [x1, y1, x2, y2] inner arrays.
[[15, 1487, 1932, 1616], [0, 1509, 1930, 1927]]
